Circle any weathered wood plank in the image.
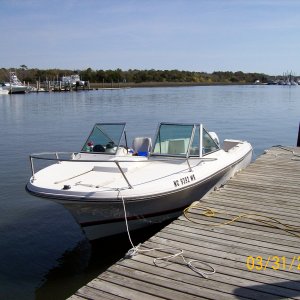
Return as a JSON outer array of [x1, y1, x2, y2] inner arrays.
[[74, 285, 127, 300], [129, 252, 300, 291], [227, 181, 300, 194], [165, 223, 300, 252], [98, 270, 203, 300], [68, 295, 89, 300], [219, 187, 300, 201], [137, 242, 300, 286], [88, 277, 162, 300], [143, 239, 299, 282], [106, 261, 250, 299], [146, 235, 300, 283], [178, 213, 300, 237], [154, 231, 300, 270], [117, 254, 300, 299], [107, 263, 265, 300], [173, 219, 300, 248], [186, 200, 300, 224], [202, 192, 300, 210]]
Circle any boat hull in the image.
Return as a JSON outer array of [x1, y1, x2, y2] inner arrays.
[[0, 88, 9, 95], [2, 85, 27, 94], [27, 148, 252, 240]]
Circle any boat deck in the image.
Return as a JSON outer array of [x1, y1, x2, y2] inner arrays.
[[69, 146, 300, 300]]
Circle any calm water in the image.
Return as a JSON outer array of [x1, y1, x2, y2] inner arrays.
[[0, 86, 299, 299]]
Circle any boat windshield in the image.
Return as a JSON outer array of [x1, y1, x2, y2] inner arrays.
[[152, 123, 195, 157], [152, 123, 220, 157], [81, 123, 126, 154]]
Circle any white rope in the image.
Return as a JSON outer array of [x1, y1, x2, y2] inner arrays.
[[119, 190, 216, 278], [119, 190, 140, 254]]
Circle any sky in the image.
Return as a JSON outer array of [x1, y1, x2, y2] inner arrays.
[[1, 0, 300, 75]]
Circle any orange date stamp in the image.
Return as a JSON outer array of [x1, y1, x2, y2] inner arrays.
[[246, 256, 300, 271]]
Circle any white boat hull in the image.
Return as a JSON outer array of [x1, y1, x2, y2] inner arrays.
[[2, 85, 27, 94], [2, 72, 28, 94], [0, 87, 9, 95], [27, 145, 252, 240]]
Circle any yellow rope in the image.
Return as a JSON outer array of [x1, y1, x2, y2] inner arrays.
[[183, 202, 300, 238]]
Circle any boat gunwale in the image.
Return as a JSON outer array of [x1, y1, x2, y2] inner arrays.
[[29, 151, 220, 162], [29, 148, 225, 191], [26, 148, 253, 204]]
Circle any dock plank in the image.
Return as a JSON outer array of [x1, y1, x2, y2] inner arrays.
[[72, 285, 127, 300], [89, 278, 161, 300], [173, 219, 300, 248], [97, 270, 203, 300], [139, 241, 300, 285], [118, 254, 300, 299], [69, 146, 300, 299], [185, 200, 300, 224]]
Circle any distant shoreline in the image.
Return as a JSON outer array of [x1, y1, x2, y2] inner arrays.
[[27, 80, 257, 93], [89, 81, 253, 89], [0, 68, 270, 87]]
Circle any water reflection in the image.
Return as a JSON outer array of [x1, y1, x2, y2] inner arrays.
[[35, 221, 172, 299]]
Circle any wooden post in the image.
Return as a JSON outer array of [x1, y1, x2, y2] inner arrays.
[[297, 122, 300, 147]]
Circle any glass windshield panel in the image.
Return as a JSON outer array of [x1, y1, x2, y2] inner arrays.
[[202, 128, 220, 155], [153, 124, 194, 156], [81, 123, 125, 154], [189, 125, 200, 156]]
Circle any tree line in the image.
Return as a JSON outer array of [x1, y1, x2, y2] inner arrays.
[[0, 66, 269, 84]]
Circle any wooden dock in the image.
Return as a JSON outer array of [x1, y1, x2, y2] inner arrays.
[[69, 146, 300, 300]]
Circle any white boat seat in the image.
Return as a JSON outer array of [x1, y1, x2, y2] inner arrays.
[[168, 139, 186, 155], [132, 137, 152, 154]]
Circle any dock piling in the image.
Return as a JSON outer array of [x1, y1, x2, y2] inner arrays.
[[297, 122, 300, 147]]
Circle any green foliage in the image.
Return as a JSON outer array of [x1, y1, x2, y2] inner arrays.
[[0, 67, 270, 84]]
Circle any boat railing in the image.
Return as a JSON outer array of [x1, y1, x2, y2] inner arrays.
[[29, 152, 218, 189]]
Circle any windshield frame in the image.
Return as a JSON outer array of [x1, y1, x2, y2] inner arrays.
[[81, 122, 126, 155], [151, 122, 197, 158], [151, 122, 221, 158]]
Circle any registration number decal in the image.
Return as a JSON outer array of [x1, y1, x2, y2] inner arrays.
[[173, 174, 196, 187]]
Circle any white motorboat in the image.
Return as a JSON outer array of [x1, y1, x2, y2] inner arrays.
[[61, 74, 85, 86], [26, 122, 252, 240], [0, 87, 9, 95], [2, 72, 28, 94]]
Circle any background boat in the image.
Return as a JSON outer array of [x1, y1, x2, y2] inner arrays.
[[1, 72, 28, 94], [0, 87, 9, 95]]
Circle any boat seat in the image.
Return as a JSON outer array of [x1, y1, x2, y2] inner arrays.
[[132, 137, 152, 155], [93, 144, 105, 152], [168, 139, 186, 155]]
